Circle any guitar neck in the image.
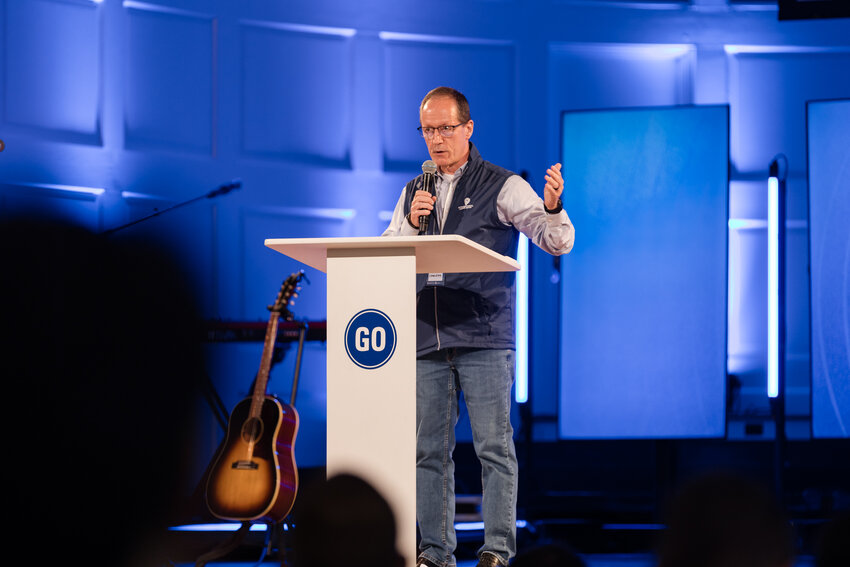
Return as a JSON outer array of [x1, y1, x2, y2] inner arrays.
[[250, 312, 281, 418], [244, 270, 304, 419]]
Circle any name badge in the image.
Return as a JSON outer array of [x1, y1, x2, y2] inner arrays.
[[426, 272, 445, 286]]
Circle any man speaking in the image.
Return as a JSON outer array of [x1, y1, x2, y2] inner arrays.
[[383, 86, 574, 567]]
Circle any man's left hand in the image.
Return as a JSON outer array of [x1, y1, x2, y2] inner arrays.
[[543, 163, 563, 210]]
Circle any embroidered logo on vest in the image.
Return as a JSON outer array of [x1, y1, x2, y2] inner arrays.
[[457, 197, 473, 211]]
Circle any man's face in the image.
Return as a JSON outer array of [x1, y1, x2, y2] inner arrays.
[[420, 96, 473, 175]]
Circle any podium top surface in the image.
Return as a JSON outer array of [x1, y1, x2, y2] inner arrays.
[[265, 235, 520, 274]]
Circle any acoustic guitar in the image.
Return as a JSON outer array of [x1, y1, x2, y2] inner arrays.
[[205, 272, 305, 523]]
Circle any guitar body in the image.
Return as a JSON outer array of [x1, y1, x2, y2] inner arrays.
[[205, 395, 299, 522]]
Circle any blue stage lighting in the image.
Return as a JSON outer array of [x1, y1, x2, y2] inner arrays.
[[515, 234, 529, 403], [767, 157, 787, 399]]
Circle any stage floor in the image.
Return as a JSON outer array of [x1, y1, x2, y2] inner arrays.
[[173, 555, 816, 567]]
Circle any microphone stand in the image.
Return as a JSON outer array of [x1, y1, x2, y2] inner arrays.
[[102, 179, 242, 235]]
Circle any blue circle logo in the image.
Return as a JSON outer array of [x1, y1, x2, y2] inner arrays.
[[344, 309, 397, 370]]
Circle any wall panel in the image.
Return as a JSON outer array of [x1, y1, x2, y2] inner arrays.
[[240, 207, 356, 321], [240, 21, 355, 166], [118, 189, 217, 312], [548, 43, 695, 111], [381, 34, 516, 170], [0, 182, 103, 230], [726, 47, 850, 174], [3, 0, 101, 141], [124, 2, 215, 153]]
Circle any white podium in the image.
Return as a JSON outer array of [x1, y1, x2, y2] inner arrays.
[[265, 235, 519, 566]]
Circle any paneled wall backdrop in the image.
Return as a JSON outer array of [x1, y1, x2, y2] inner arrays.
[[1, 0, 849, 471]]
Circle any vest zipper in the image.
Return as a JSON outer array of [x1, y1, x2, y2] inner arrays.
[[433, 287, 441, 351], [432, 168, 461, 353]]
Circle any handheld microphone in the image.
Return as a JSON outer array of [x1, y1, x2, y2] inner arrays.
[[419, 160, 437, 234]]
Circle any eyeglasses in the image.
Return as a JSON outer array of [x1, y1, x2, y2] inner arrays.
[[417, 123, 467, 139]]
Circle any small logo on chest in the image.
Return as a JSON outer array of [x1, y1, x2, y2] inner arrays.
[[457, 197, 474, 211]]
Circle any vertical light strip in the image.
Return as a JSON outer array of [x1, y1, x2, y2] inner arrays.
[[515, 234, 529, 403], [767, 173, 779, 398]]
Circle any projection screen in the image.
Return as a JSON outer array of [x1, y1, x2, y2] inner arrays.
[[807, 98, 850, 439], [559, 105, 729, 439]]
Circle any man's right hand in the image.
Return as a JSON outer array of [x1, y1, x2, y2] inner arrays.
[[409, 190, 437, 228]]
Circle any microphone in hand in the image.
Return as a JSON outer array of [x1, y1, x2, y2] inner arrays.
[[419, 160, 437, 234]]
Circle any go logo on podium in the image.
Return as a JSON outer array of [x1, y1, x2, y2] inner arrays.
[[344, 309, 397, 369]]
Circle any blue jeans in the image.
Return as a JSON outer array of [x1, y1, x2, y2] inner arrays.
[[416, 348, 517, 567]]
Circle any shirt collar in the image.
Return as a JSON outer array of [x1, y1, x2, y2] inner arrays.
[[438, 161, 468, 182]]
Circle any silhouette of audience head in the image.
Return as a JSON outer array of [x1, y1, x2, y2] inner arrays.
[[1, 217, 205, 566], [656, 471, 796, 567], [815, 510, 850, 567], [293, 473, 404, 567], [511, 540, 585, 567]]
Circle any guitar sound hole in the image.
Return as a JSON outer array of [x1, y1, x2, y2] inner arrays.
[[241, 417, 264, 443]]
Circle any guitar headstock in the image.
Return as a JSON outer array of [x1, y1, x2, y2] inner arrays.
[[269, 270, 308, 321]]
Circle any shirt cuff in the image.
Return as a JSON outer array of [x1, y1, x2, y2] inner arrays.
[[400, 214, 420, 235]]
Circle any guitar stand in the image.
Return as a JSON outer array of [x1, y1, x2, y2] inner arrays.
[[190, 518, 295, 567], [266, 519, 296, 566], [192, 521, 252, 567], [289, 321, 307, 406]]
